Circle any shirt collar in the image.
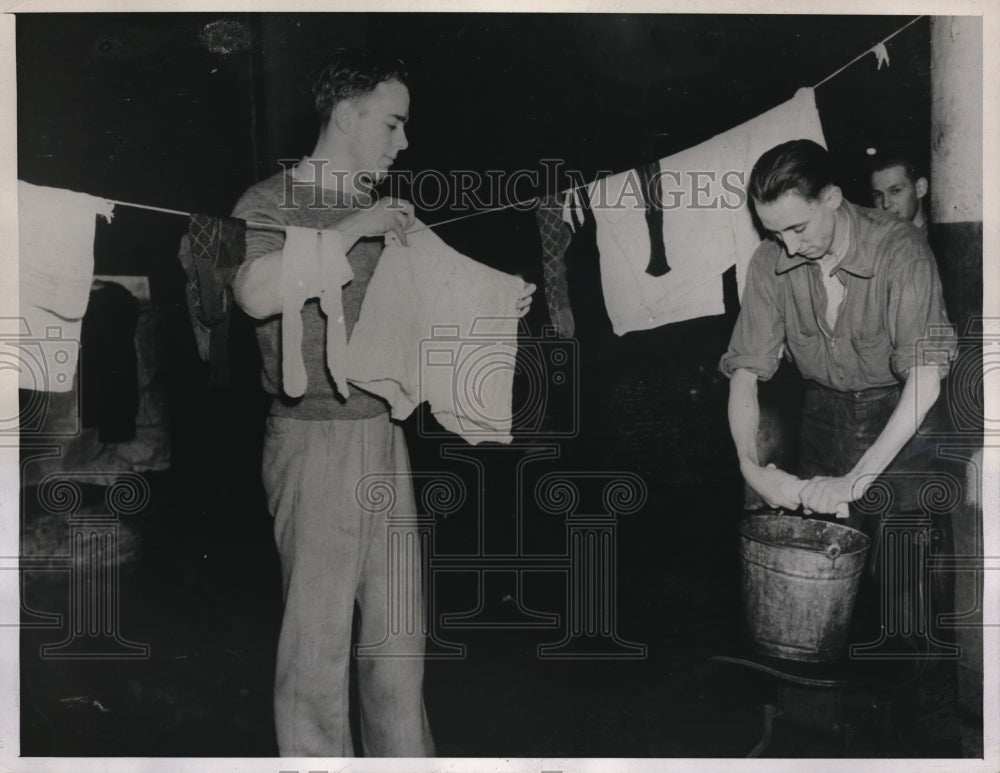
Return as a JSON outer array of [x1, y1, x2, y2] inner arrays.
[[774, 201, 875, 278]]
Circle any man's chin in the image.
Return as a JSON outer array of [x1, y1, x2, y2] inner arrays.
[[354, 169, 388, 186]]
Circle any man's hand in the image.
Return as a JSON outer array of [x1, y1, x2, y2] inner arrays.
[[341, 197, 416, 245], [516, 282, 536, 318], [742, 462, 806, 511], [799, 476, 856, 519]]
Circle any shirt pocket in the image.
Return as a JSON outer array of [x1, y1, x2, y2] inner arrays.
[[786, 328, 825, 382], [850, 328, 893, 385]]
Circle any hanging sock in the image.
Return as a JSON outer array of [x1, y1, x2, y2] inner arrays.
[[636, 159, 670, 277], [279, 226, 353, 399], [561, 188, 584, 232], [80, 281, 140, 442], [317, 229, 354, 399], [178, 213, 247, 388], [18, 181, 115, 393], [534, 195, 576, 338]]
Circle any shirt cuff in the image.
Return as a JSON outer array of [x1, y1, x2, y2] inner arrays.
[[719, 352, 780, 381]]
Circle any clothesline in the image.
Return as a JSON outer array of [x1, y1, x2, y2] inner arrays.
[[26, 16, 926, 238], [559, 14, 925, 203], [90, 191, 538, 237], [103, 197, 288, 233], [813, 15, 923, 88]]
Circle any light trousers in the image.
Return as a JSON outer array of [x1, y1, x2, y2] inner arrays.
[[262, 412, 435, 757]]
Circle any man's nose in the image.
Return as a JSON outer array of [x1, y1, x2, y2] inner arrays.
[[880, 197, 892, 210], [784, 234, 801, 255], [395, 127, 409, 151]]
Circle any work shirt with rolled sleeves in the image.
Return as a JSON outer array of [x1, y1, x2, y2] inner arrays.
[[719, 200, 956, 390]]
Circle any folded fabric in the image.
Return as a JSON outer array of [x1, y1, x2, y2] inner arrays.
[[18, 181, 115, 392], [534, 195, 576, 338], [280, 226, 353, 399], [347, 225, 525, 444], [177, 213, 247, 387]]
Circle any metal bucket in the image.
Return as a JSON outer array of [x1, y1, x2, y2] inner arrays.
[[738, 514, 871, 662]]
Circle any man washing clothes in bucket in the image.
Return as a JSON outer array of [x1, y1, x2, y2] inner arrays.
[[720, 139, 956, 641]]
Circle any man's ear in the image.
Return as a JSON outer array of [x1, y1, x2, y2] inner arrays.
[[915, 176, 929, 199], [333, 99, 357, 134], [822, 184, 843, 211]]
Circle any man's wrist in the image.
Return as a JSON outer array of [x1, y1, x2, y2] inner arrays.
[[844, 468, 873, 501]]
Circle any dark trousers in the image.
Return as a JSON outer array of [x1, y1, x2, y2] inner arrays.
[[798, 381, 955, 644]]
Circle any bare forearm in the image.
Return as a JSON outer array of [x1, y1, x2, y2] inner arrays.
[[848, 365, 941, 486], [728, 368, 761, 472]]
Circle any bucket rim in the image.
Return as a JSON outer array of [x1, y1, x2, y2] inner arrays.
[[738, 513, 871, 557]]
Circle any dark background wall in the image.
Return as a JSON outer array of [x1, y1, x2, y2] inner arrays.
[[19, 12, 983, 759], [15, 12, 934, 500]]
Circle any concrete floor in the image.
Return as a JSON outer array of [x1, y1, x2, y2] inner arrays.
[[18, 470, 977, 759]]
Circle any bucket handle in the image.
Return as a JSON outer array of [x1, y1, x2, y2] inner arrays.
[[826, 543, 842, 561]]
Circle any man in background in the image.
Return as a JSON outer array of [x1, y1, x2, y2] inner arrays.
[[870, 149, 930, 234]]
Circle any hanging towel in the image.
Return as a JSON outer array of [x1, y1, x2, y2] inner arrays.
[[589, 87, 826, 336], [18, 181, 115, 392], [279, 226, 354, 399], [534, 195, 576, 338], [347, 224, 526, 444], [177, 213, 247, 388]]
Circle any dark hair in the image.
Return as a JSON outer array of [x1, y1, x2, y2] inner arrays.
[[869, 148, 925, 183], [311, 49, 409, 123], [749, 139, 834, 204]]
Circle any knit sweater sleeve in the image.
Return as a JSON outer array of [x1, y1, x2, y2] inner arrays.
[[231, 175, 287, 263]]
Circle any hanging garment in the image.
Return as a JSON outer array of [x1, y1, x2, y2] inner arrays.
[[636, 159, 670, 277], [347, 225, 526, 445], [589, 87, 827, 336], [660, 86, 827, 299], [534, 195, 576, 337], [176, 213, 247, 388], [279, 226, 354, 399], [18, 181, 115, 392], [80, 281, 140, 442], [589, 166, 726, 335]]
